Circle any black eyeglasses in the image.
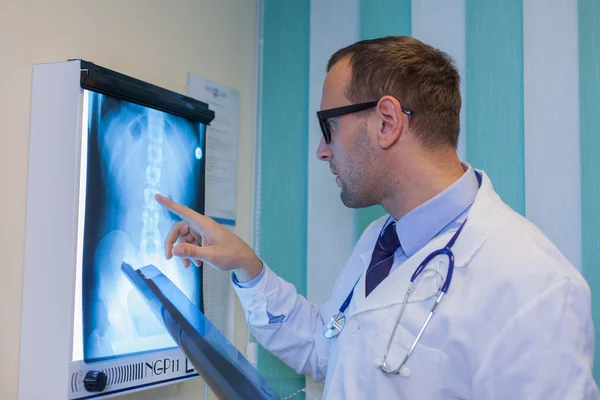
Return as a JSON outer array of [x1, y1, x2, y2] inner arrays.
[[316, 101, 413, 144]]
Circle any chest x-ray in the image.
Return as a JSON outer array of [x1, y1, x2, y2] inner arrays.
[[82, 90, 205, 362]]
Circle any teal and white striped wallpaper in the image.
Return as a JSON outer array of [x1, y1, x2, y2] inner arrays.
[[467, 0, 525, 215], [258, 0, 600, 394], [579, 0, 600, 381], [259, 1, 310, 396]]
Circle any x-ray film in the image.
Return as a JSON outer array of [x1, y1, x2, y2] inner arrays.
[[122, 263, 280, 400], [81, 90, 206, 362]]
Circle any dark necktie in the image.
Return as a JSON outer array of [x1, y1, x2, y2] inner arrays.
[[365, 222, 401, 297]]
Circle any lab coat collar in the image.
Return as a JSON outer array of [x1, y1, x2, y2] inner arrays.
[[351, 169, 501, 316], [392, 166, 480, 258]]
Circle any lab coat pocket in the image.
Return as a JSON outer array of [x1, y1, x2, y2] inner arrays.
[[373, 317, 447, 398]]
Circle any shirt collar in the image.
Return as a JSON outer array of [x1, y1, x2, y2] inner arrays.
[[383, 164, 479, 258]]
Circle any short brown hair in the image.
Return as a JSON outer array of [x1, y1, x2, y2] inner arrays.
[[327, 36, 461, 149]]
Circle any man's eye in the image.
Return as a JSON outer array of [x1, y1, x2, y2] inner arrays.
[[325, 120, 333, 131], [328, 119, 338, 132]]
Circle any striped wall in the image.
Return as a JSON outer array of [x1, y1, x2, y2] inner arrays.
[[466, 0, 525, 215], [259, 0, 600, 394], [307, 0, 359, 308], [524, 0, 581, 270], [579, 0, 600, 381], [360, 0, 411, 40], [259, 1, 310, 397]]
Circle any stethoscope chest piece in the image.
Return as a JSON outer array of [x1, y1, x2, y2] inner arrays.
[[324, 311, 346, 338]]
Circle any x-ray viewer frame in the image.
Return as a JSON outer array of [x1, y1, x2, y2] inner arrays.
[[18, 59, 217, 399], [122, 263, 280, 399]]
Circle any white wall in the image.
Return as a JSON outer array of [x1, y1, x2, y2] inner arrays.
[[0, 1, 257, 399], [306, 1, 360, 398], [523, 0, 581, 269], [411, 0, 467, 160], [307, 0, 359, 307]]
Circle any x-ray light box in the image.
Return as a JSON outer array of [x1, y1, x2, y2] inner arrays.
[[18, 59, 214, 399]]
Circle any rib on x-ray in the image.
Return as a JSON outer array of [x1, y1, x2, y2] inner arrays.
[[82, 91, 205, 362]]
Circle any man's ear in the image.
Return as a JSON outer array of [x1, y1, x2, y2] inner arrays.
[[375, 96, 404, 149]]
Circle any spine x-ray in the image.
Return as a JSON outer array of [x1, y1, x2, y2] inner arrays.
[[82, 91, 205, 362]]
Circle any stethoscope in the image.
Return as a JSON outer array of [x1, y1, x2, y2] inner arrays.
[[323, 220, 466, 375], [323, 171, 481, 376]]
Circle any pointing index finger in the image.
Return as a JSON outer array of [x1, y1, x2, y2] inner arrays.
[[155, 194, 208, 229]]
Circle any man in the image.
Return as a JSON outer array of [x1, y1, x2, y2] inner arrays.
[[156, 36, 599, 399]]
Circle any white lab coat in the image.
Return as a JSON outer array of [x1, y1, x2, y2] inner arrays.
[[233, 170, 599, 399]]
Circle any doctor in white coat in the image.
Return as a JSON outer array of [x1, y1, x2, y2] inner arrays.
[[156, 36, 599, 399]]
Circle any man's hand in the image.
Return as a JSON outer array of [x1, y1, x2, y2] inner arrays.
[[155, 194, 263, 282]]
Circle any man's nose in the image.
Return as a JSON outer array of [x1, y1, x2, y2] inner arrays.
[[316, 136, 332, 161]]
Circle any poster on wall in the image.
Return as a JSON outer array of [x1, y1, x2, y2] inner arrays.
[[187, 72, 240, 227], [187, 72, 241, 344]]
